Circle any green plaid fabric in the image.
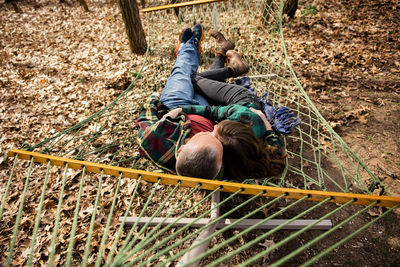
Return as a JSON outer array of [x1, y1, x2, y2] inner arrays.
[[137, 97, 285, 174], [181, 103, 267, 139]]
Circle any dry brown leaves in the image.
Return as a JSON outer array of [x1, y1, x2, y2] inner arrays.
[[283, 0, 400, 194], [0, 0, 146, 264], [1, 0, 400, 265]]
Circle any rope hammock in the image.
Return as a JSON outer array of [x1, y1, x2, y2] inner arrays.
[[2, 0, 400, 266], [16, 0, 384, 194]]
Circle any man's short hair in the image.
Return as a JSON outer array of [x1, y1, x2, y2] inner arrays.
[[176, 144, 221, 179]]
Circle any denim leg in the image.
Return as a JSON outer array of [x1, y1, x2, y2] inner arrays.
[[161, 42, 210, 108], [193, 92, 210, 106]]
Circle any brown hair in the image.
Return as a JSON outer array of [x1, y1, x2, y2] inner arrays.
[[216, 120, 282, 181]]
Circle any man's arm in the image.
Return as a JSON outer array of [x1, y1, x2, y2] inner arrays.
[[136, 94, 187, 173], [136, 94, 163, 130], [161, 108, 183, 121]]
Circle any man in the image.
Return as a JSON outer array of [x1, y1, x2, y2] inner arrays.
[[136, 24, 276, 179]]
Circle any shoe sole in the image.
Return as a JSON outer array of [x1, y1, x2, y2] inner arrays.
[[175, 25, 204, 57], [227, 51, 249, 77], [197, 24, 204, 55], [174, 30, 184, 58]]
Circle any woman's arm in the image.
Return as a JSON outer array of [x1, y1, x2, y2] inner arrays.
[[249, 107, 272, 131], [181, 104, 267, 139], [249, 107, 285, 153], [249, 107, 287, 176]]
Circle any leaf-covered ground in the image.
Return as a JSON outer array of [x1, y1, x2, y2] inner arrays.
[[282, 0, 400, 196], [2, 0, 398, 195], [1, 0, 399, 265]]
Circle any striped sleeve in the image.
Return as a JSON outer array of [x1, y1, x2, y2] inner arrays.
[[137, 97, 162, 131], [181, 104, 267, 139], [265, 130, 285, 158]]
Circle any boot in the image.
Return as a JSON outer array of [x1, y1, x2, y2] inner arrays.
[[174, 28, 193, 58], [226, 50, 249, 77], [189, 24, 204, 55], [210, 30, 235, 57]]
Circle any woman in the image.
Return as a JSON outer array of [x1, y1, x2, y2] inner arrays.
[[177, 30, 287, 180], [215, 120, 285, 181]]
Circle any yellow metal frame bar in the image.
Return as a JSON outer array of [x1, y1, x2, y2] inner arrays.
[[8, 149, 400, 208], [142, 0, 226, 13]]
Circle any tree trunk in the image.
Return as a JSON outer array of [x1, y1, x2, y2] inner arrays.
[[118, 0, 147, 55], [171, 0, 183, 21], [283, 0, 298, 19], [262, 0, 273, 24], [5, 0, 22, 13], [77, 0, 90, 12], [262, 0, 298, 25]]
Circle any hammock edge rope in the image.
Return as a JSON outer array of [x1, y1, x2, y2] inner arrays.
[[7, 149, 400, 208]]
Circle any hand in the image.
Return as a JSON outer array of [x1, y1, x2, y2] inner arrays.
[[161, 108, 183, 120], [151, 92, 161, 99], [250, 107, 272, 130]]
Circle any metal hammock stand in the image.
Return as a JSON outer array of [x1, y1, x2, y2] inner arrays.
[[1, 0, 400, 266]]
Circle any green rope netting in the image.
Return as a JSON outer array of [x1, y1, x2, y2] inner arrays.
[[21, 0, 382, 194], [3, 155, 398, 265], [2, 1, 399, 266]]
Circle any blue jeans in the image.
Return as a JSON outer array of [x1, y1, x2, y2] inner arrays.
[[160, 41, 210, 108]]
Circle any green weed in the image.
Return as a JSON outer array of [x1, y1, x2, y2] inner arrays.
[[302, 5, 319, 16]]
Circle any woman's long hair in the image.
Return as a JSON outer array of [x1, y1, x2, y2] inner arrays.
[[216, 120, 282, 181]]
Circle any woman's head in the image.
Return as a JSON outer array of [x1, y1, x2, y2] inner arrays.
[[215, 120, 273, 181]]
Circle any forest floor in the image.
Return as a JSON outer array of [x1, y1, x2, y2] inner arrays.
[[0, 0, 399, 265], [282, 0, 400, 198]]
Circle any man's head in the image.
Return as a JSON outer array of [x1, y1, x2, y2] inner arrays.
[[176, 132, 223, 179]]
